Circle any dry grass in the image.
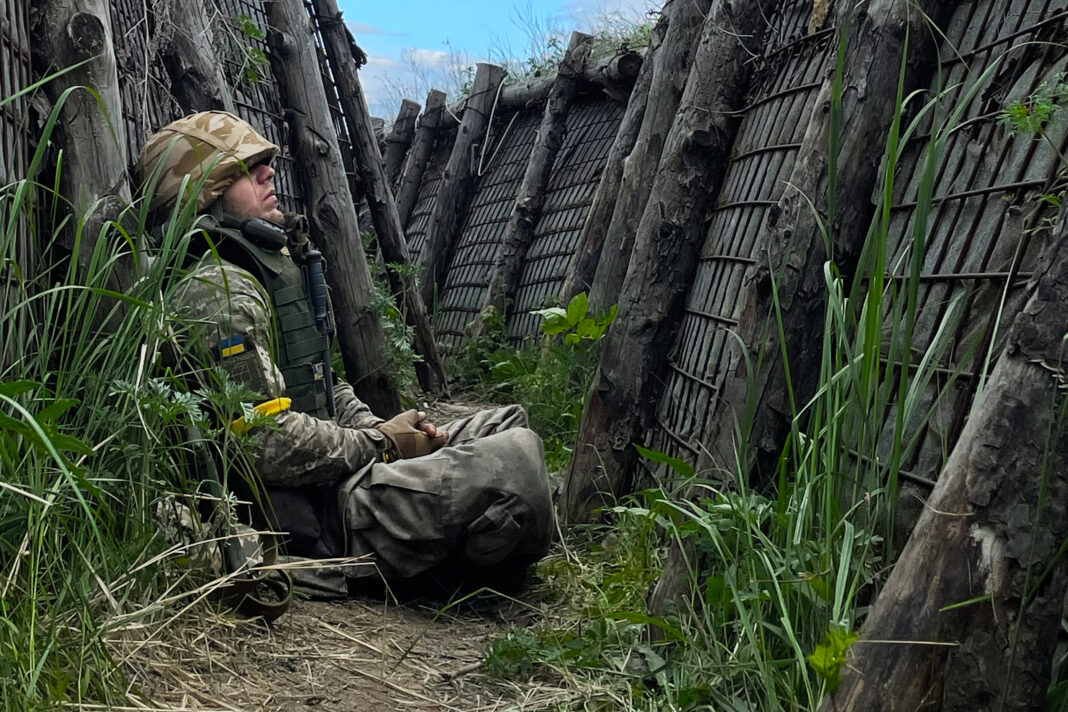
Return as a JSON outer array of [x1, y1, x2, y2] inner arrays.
[[101, 586, 593, 712]]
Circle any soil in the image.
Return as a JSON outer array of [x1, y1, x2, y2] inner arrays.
[[126, 594, 569, 712], [116, 400, 582, 712]]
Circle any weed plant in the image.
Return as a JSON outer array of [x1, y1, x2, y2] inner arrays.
[[451, 294, 615, 471], [0, 84, 264, 709], [359, 231, 421, 395]]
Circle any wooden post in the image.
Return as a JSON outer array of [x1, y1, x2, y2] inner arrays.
[[478, 32, 594, 324], [396, 89, 447, 228], [417, 62, 507, 309], [586, 0, 710, 315], [155, 0, 235, 113], [30, 0, 129, 249], [646, 0, 948, 625], [267, 0, 400, 417], [309, 0, 448, 396], [822, 203, 1068, 711], [562, 0, 708, 305], [560, 0, 770, 526], [383, 99, 421, 189]]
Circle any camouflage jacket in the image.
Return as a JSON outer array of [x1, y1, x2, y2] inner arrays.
[[175, 254, 393, 487]]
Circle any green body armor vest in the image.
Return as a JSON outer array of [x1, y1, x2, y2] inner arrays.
[[212, 225, 333, 420]]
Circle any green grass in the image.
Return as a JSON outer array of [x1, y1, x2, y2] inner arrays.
[[0, 86, 263, 709]]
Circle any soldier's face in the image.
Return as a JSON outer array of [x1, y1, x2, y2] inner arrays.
[[221, 162, 284, 224]]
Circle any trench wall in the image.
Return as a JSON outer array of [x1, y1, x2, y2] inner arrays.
[[627, 0, 1068, 498]]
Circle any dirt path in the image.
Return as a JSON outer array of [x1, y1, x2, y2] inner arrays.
[[127, 593, 574, 711], [118, 401, 583, 712]]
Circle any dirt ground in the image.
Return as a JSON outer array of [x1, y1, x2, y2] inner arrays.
[[122, 593, 579, 712], [114, 400, 586, 712]]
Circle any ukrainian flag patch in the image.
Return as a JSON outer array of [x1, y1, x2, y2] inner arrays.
[[220, 334, 246, 358]]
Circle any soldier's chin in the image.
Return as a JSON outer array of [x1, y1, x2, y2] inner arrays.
[[263, 207, 285, 225]]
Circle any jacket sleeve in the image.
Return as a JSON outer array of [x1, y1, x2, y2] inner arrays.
[[249, 410, 391, 487], [332, 379, 384, 429]]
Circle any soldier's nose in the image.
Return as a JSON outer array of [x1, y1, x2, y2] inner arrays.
[[254, 163, 276, 182]]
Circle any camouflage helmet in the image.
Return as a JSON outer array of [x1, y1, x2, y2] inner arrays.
[[136, 111, 279, 213]]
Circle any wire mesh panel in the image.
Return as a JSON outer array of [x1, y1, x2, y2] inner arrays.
[[508, 99, 627, 343], [405, 127, 456, 263], [302, 0, 363, 216], [212, 0, 303, 215], [1, 0, 34, 194], [869, 0, 1068, 488], [1, 0, 36, 371], [646, 0, 830, 465], [434, 108, 543, 352], [109, 0, 182, 171]]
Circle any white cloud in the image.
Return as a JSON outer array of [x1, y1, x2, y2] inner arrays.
[[359, 46, 469, 118], [364, 55, 400, 69], [345, 21, 393, 36], [404, 48, 450, 67]]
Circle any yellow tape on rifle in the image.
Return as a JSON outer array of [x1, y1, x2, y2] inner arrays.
[[230, 397, 292, 435]]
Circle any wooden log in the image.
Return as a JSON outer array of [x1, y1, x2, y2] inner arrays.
[[821, 202, 1068, 711], [310, 0, 448, 396], [383, 99, 421, 189], [588, 0, 710, 313], [560, 0, 769, 526], [396, 89, 447, 228], [497, 49, 644, 110], [586, 51, 644, 90], [30, 0, 129, 249], [154, 0, 235, 113], [477, 32, 594, 327], [559, 10, 666, 304], [646, 0, 949, 625], [444, 49, 645, 122], [417, 63, 507, 308], [267, 0, 400, 417]]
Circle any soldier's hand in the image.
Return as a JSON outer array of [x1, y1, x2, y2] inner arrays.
[[376, 409, 449, 459]]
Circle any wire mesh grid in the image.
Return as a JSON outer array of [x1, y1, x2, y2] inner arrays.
[[302, 0, 363, 212], [433, 107, 544, 353], [108, 0, 184, 171], [1, 0, 36, 334], [404, 127, 456, 263], [507, 99, 627, 344], [212, 0, 304, 215], [866, 0, 1068, 487], [1, 0, 34, 197], [645, 0, 834, 467]]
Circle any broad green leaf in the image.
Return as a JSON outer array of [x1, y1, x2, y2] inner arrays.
[[542, 315, 571, 335], [606, 611, 686, 641], [575, 317, 598, 340], [530, 306, 567, 320], [566, 291, 588, 327], [35, 398, 81, 424], [0, 380, 40, 398], [634, 443, 695, 478]]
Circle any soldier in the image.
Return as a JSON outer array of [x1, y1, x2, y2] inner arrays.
[[138, 111, 553, 597]]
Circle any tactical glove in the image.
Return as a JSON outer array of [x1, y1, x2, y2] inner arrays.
[[376, 409, 448, 460]]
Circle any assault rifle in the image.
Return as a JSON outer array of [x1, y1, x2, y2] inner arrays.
[[300, 248, 336, 418]]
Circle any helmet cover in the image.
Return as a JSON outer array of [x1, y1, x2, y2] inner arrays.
[[136, 111, 279, 213]]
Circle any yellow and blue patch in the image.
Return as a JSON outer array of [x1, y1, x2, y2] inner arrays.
[[220, 334, 246, 358]]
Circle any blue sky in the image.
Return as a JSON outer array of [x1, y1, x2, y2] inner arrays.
[[338, 0, 657, 117]]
